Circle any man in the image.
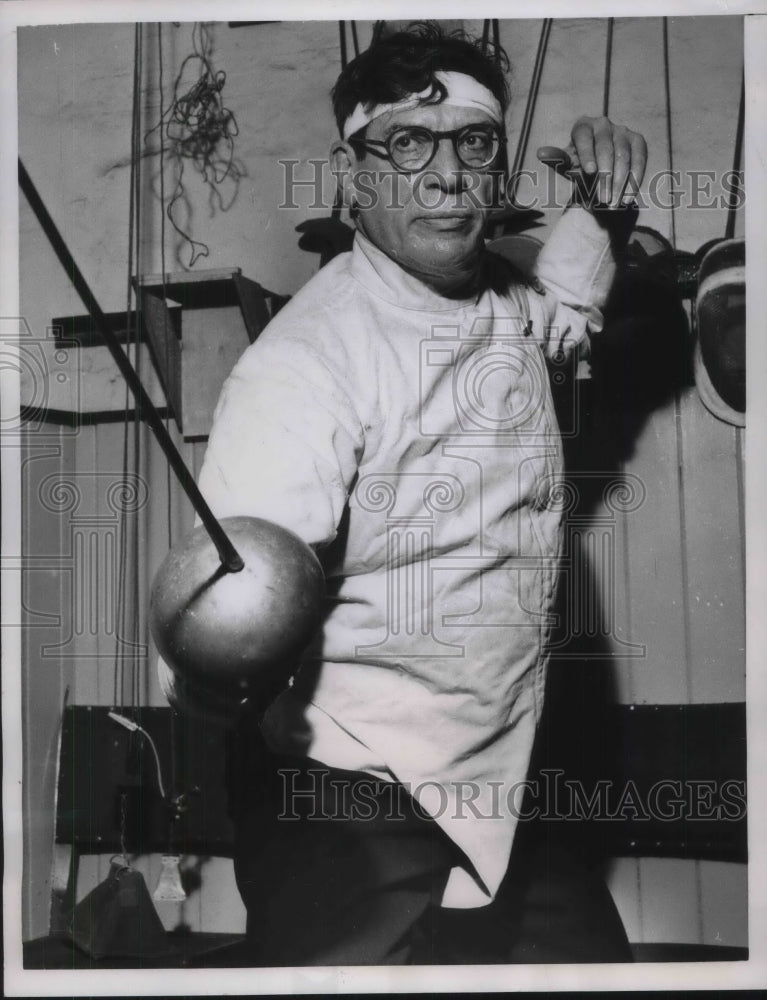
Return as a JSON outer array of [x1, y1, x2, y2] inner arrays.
[[162, 23, 646, 965]]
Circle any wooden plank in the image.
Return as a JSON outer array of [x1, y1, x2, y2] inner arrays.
[[613, 398, 689, 704], [698, 860, 748, 948], [194, 858, 247, 934], [21, 341, 169, 415], [678, 386, 745, 703], [139, 291, 183, 427], [179, 305, 251, 439], [636, 857, 702, 944], [192, 440, 206, 481], [140, 267, 242, 288], [233, 273, 271, 344]]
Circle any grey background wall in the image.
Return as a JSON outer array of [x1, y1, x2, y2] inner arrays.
[[18, 17, 745, 945]]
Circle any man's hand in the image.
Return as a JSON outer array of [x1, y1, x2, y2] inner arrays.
[[553, 116, 648, 209]]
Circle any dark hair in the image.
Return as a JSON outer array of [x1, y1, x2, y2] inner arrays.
[[331, 22, 511, 136]]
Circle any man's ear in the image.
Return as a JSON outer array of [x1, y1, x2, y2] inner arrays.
[[330, 140, 358, 209]]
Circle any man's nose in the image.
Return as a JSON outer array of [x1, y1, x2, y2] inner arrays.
[[422, 138, 469, 191]]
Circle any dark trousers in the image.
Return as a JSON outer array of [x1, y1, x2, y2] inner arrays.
[[231, 749, 632, 966]]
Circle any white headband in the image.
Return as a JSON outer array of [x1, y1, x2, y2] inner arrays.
[[341, 70, 503, 140]]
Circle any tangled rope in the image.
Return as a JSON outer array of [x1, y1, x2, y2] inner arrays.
[[146, 23, 245, 266]]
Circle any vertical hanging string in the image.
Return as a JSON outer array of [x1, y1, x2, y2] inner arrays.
[[129, 25, 142, 706], [117, 32, 137, 704], [724, 74, 744, 241], [480, 19, 490, 54], [133, 26, 145, 708], [350, 21, 360, 59], [115, 25, 143, 708], [333, 23, 350, 219], [486, 19, 504, 241], [115, 27, 139, 706], [129, 26, 144, 711], [119, 791, 129, 865], [602, 18, 614, 117], [507, 18, 552, 207], [338, 22, 348, 70], [662, 17, 678, 249], [157, 25, 173, 555]]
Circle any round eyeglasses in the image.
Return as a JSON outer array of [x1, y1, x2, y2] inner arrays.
[[349, 123, 505, 173]]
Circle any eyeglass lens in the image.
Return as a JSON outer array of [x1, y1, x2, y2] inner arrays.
[[389, 126, 500, 170]]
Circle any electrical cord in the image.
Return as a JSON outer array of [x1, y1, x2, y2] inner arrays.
[[108, 711, 168, 800]]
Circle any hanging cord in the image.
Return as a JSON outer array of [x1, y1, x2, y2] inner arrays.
[[724, 73, 744, 241], [486, 20, 507, 240], [480, 20, 501, 59], [370, 20, 385, 47], [507, 18, 552, 207], [145, 22, 242, 267], [333, 22, 360, 219], [662, 18, 678, 248], [114, 25, 145, 709], [480, 19, 490, 54], [157, 24, 174, 555], [330, 23, 352, 233], [109, 711, 168, 800], [118, 793, 130, 866], [602, 18, 614, 118], [338, 21, 348, 70], [131, 26, 145, 711], [338, 21, 359, 69], [115, 25, 143, 707]]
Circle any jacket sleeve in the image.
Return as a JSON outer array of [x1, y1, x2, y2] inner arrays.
[[529, 204, 621, 361], [196, 325, 364, 550]]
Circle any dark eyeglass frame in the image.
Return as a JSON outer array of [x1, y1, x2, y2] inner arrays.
[[348, 123, 506, 173]]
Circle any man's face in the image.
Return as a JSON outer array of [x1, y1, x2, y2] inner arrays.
[[347, 101, 502, 292]]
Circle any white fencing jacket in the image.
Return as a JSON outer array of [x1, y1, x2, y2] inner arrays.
[[196, 207, 616, 907]]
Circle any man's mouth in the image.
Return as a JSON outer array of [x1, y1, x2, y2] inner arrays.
[[415, 212, 475, 230]]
